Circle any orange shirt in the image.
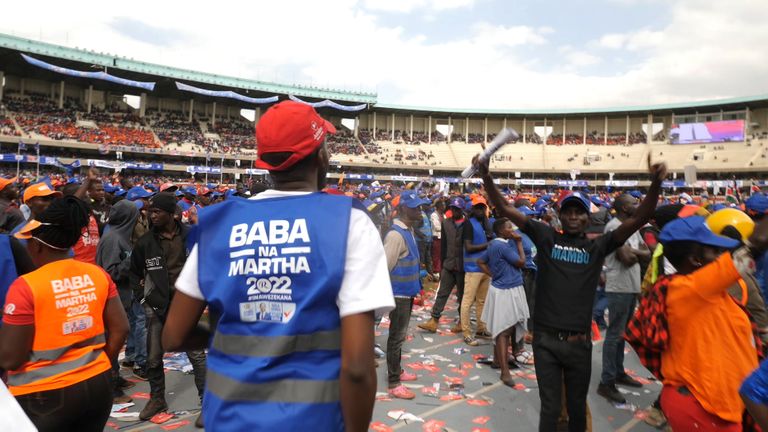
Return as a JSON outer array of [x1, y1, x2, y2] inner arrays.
[[73, 215, 100, 264], [661, 253, 758, 423]]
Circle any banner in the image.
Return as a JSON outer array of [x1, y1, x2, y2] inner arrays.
[[86, 159, 122, 169], [515, 179, 546, 186], [604, 180, 639, 187], [123, 162, 163, 171], [288, 95, 368, 112], [21, 54, 156, 91], [245, 168, 270, 175], [186, 165, 221, 174], [390, 175, 419, 182], [345, 174, 374, 180], [175, 82, 278, 105], [557, 180, 589, 187]]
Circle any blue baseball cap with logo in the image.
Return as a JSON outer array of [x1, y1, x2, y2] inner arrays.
[[560, 191, 591, 213], [399, 191, 430, 208], [746, 193, 768, 215], [126, 186, 154, 201], [659, 215, 740, 249], [448, 197, 464, 209], [183, 186, 198, 196]]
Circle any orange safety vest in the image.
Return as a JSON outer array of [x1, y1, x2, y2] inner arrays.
[[7, 259, 112, 396]]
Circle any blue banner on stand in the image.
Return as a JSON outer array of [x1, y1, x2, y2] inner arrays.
[[22, 54, 156, 91], [176, 82, 278, 105]]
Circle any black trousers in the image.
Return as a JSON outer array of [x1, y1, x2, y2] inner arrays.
[[431, 268, 465, 320], [16, 369, 112, 432], [144, 304, 207, 400], [533, 329, 592, 432], [522, 269, 536, 329], [387, 297, 414, 386]]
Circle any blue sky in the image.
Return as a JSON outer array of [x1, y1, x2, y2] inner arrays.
[[1, 0, 766, 110]]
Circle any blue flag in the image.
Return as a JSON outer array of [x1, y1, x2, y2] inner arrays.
[[35, 142, 40, 154], [18, 141, 26, 152]]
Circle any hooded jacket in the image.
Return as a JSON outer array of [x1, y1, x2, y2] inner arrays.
[[96, 200, 138, 307]]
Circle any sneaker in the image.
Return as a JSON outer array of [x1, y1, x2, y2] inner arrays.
[[617, 374, 643, 388], [120, 359, 135, 369], [464, 336, 479, 346], [475, 329, 492, 339], [195, 410, 204, 428], [133, 366, 149, 381], [388, 385, 416, 400], [597, 383, 626, 404], [417, 318, 439, 333], [139, 398, 168, 421], [400, 371, 418, 382]]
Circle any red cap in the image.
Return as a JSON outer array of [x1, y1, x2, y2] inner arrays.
[[255, 101, 336, 171]]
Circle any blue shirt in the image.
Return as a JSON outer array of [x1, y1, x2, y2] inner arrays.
[[756, 252, 768, 302], [481, 238, 524, 289], [741, 358, 768, 404], [520, 232, 537, 271]]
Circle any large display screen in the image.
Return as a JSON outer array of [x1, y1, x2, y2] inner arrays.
[[670, 119, 745, 144]]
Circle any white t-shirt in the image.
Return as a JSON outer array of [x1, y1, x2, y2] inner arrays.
[[175, 190, 395, 318]]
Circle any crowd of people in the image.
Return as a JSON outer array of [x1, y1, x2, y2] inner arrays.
[[5, 101, 768, 432]]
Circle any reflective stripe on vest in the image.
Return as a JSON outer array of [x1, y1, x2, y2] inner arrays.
[[390, 224, 421, 297], [464, 218, 488, 272], [8, 349, 105, 387], [212, 329, 340, 357], [29, 333, 106, 362], [207, 369, 339, 403], [196, 193, 349, 431]]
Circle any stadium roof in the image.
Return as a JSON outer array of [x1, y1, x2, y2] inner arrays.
[[0, 33, 377, 104], [1, 33, 767, 117]]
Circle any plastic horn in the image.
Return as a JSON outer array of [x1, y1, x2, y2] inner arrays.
[[461, 128, 520, 178]]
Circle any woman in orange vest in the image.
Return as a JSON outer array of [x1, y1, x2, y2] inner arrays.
[[0, 196, 129, 432]]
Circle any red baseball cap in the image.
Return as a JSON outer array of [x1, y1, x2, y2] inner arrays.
[[255, 101, 336, 171]]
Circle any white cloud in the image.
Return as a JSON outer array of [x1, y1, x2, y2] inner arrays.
[[363, 0, 475, 13], [0, 0, 766, 111]]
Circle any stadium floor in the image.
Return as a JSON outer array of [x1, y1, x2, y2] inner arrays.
[[107, 285, 660, 432]]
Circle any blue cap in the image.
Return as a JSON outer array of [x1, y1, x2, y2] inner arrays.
[[659, 216, 740, 249], [175, 190, 184, 197], [448, 197, 464, 209], [746, 193, 768, 214], [145, 184, 158, 192], [134, 200, 145, 210], [560, 191, 591, 213], [126, 186, 154, 201], [370, 189, 385, 199], [104, 184, 118, 193], [183, 186, 197, 196], [534, 199, 549, 212], [517, 206, 538, 216], [710, 203, 727, 212], [115, 188, 127, 197], [211, 191, 223, 198], [398, 191, 430, 208], [629, 190, 643, 199]]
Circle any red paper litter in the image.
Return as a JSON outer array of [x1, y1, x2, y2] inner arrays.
[[447, 339, 462, 345], [370, 421, 394, 432], [440, 394, 464, 401], [472, 416, 491, 425], [105, 421, 119, 430], [471, 428, 491, 432], [161, 420, 191, 430], [450, 368, 469, 377], [423, 364, 441, 373], [634, 410, 650, 420], [466, 399, 492, 406], [376, 395, 393, 402], [422, 419, 446, 432], [131, 392, 151, 399], [472, 354, 487, 361], [407, 362, 425, 370], [462, 362, 475, 369], [513, 383, 527, 391], [444, 376, 463, 385], [525, 373, 537, 380], [150, 412, 175, 424], [406, 335, 414, 342]]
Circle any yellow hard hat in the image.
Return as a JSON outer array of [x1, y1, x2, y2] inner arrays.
[[706, 208, 754, 241]]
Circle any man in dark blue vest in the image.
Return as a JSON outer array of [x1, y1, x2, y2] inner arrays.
[[384, 191, 429, 400], [162, 101, 394, 432], [461, 195, 493, 346]]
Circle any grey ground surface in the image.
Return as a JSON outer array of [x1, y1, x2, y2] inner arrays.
[[109, 286, 661, 432]]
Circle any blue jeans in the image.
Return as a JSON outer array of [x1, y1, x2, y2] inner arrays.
[[592, 287, 608, 327], [600, 292, 636, 385], [125, 299, 147, 367]]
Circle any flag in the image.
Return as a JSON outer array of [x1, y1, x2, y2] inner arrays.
[[18, 141, 26, 152], [35, 142, 40, 155], [206, 153, 211, 163]]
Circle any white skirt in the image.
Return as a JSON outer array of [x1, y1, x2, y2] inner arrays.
[[481, 283, 530, 342]]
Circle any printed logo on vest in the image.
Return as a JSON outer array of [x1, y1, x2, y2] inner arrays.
[[227, 218, 313, 324], [62, 316, 93, 335]]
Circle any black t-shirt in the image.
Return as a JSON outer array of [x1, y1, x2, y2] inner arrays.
[[523, 219, 621, 332]]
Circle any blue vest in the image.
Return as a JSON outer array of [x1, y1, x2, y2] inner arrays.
[[0, 235, 18, 308], [464, 218, 488, 273], [389, 224, 421, 297], [196, 193, 351, 431]]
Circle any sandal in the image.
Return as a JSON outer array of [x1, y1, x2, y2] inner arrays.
[[514, 350, 534, 365]]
